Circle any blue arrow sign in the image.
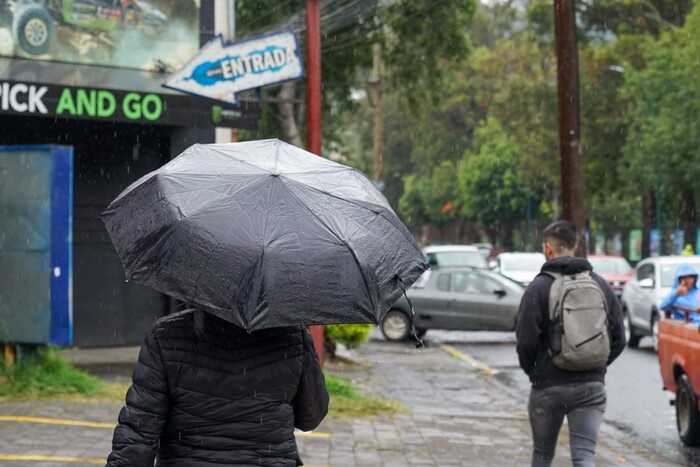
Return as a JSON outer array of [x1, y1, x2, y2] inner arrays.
[[163, 31, 304, 104]]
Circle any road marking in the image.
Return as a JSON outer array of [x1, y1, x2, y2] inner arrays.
[[440, 344, 498, 376], [0, 416, 114, 428], [0, 415, 330, 438], [0, 454, 104, 464]]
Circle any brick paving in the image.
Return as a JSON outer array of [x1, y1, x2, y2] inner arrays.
[[0, 338, 682, 466]]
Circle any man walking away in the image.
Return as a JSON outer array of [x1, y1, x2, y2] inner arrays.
[[516, 220, 625, 467]]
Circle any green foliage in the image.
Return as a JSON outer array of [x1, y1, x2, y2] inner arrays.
[[621, 8, 700, 226], [325, 324, 373, 349], [383, 0, 475, 110], [324, 373, 404, 418], [458, 118, 529, 246], [0, 348, 107, 399], [398, 161, 461, 229]]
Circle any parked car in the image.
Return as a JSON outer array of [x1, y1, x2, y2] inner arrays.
[[380, 266, 525, 342], [621, 255, 700, 351], [587, 254, 633, 298], [489, 252, 546, 286], [471, 242, 493, 259], [422, 244, 488, 269]]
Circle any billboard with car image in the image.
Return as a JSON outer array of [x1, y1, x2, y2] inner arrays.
[[0, 0, 200, 73]]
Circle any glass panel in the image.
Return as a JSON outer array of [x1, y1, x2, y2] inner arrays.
[[0, 150, 52, 343]]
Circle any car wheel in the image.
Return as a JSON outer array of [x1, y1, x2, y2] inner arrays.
[[380, 310, 411, 342], [623, 308, 641, 348], [651, 313, 660, 353], [12, 5, 53, 56], [676, 374, 700, 446]]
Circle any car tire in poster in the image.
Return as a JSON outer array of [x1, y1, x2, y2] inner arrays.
[[676, 374, 700, 446], [12, 4, 53, 56]]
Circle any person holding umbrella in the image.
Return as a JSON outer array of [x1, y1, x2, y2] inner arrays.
[[106, 310, 328, 466], [103, 140, 429, 466]]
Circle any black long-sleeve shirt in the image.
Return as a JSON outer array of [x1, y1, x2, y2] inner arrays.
[[515, 256, 626, 389]]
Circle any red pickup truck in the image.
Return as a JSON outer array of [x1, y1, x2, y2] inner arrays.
[[658, 314, 700, 446]]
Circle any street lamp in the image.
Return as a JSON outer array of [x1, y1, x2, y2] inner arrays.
[[608, 65, 663, 255]]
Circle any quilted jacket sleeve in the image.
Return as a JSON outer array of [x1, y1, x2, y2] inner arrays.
[[292, 328, 329, 431], [106, 329, 169, 466]]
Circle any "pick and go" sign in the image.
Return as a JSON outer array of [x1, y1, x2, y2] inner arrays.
[[0, 81, 162, 122], [0, 80, 261, 128]]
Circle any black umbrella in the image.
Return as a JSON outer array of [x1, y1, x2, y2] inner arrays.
[[101, 139, 428, 331]]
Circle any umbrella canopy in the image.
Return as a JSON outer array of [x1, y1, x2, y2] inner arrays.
[[102, 139, 428, 330]]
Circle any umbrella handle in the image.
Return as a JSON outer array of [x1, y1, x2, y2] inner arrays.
[[397, 276, 426, 350]]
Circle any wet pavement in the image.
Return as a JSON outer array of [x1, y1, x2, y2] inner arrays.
[[0, 335, 683, 466]]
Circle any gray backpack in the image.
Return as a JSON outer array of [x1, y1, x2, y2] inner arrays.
[[545, 270, 610, 371]]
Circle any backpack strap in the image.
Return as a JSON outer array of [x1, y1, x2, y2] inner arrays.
[[540, 270, 560, 280]]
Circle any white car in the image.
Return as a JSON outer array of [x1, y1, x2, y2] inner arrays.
[[621, 255, 700, 351], [422, 245, 488, 269], [490, 252, 546, 286]]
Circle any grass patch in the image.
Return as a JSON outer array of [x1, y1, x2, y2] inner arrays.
[[0, 349, 127, 403], [325, 373, 405, 419]]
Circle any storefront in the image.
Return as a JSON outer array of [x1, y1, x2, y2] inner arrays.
[[0, 0, 259, 347]]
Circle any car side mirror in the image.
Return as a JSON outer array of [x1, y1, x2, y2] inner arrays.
[[493, 289, 506, 298], [638, 278, 654, 289]]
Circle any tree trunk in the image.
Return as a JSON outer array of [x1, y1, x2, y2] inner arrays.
[[642, 188, 654, 258], [277, 81, 303, 148], [681, 189, 697, 253], [551, 186, 561, 219]]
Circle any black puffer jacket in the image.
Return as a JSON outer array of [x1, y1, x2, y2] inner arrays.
[[107, 309, 328, 466]]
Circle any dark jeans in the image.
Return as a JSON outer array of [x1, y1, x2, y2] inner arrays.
[[528, 381, 606, 467]]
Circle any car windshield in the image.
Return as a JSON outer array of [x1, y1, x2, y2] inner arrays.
[[660, 262, 700, 288], [502, 256, 545, 272], [426, 251, 487, 268], [588, 257, 632, 274]]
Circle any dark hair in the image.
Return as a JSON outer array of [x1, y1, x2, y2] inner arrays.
[[543, 220, 577, 252]]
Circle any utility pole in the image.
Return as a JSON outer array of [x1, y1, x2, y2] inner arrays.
[[306, 0, 322, 156], [553, 0, 586, 257], [228, 0, 239, 142], [370, 43, 384, 188], [306, 0, 324, 364]]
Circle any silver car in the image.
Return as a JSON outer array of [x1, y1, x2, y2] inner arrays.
[[380, 266, 525, 342], [621, 255, 700, 351]]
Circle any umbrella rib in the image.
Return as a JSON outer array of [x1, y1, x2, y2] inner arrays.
[[281, 174, 423, 258], [276, 179, 377, 316], [208, 145, 274, 174], [187, 177, 271, 312]]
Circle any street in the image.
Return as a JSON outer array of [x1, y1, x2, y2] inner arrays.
[[419, 329, 700, 466]]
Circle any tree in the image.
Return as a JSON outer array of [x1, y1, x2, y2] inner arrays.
[[458, 118, 530, 248], [236, 0, 475, 150], [622, 7, 700, 250]]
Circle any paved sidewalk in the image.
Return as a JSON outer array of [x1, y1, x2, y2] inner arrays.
[[0, 338, 681, 466]]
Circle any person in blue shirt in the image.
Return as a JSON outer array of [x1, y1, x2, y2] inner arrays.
[[661, 263, 700, 322]]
